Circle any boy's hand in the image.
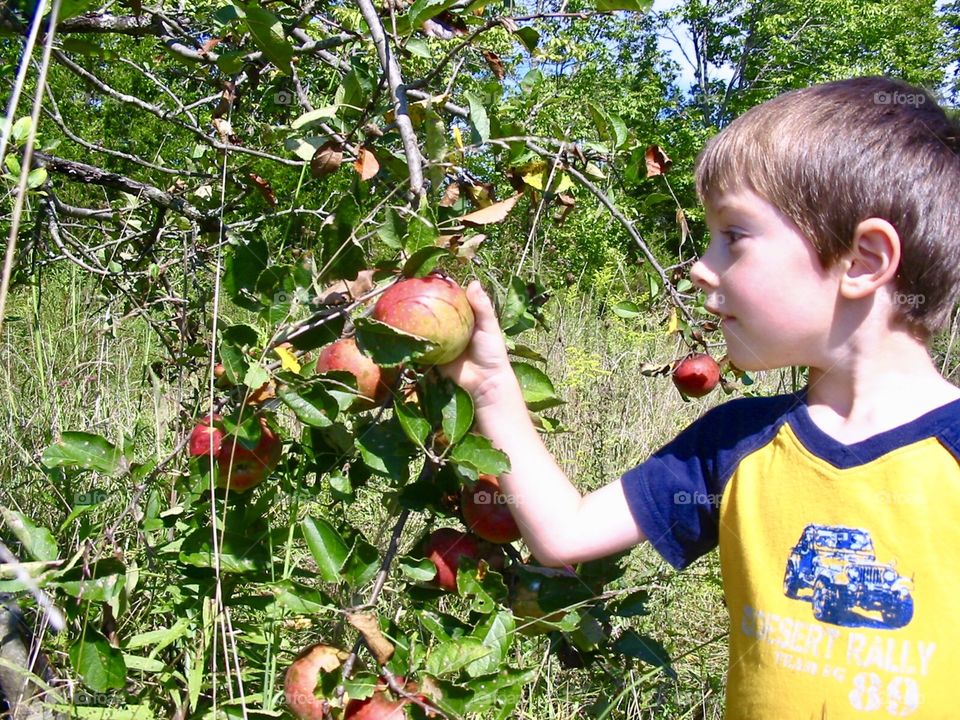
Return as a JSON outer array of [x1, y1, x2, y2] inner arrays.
[[439, 281, 521, 411]]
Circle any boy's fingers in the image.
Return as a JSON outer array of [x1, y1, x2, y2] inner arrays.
[[466, 281, 500, 332]]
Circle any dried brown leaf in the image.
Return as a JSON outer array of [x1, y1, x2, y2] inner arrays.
[[354, 146, 380, 181], [459, 192, 522, 226], [248, 173, 277, 207], [347, 612, 394, 665], [482, 49, 505, 80], [645, 145, 672, 177], [310, 141, 343, 178], [439, 182, 461, 207]]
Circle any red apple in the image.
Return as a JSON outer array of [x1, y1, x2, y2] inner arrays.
[[460, 475, 521, 544], [672, 353, 720, 398], [344, 690, 409, 719], [216, 415, 282, 493], [371, 274, 475, 365], [316, 337, 394, 408], [422, 528, 480, 592], [284, 643, 349, 720], [188, 414, 224, 457]]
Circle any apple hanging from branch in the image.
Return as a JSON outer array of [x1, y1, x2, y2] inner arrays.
[[315, 336, 396, 409], [372, 273, 475, 365], [422, 527, 480, 592], [672, 353, 720, 398], [460, 474, 522, 544]]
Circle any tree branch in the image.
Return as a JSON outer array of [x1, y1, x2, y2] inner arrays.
[[355, 0, 425, 199], [34, 151, 220, 232]]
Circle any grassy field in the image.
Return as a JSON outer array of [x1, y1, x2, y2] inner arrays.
[[3, 269, 958, 718]]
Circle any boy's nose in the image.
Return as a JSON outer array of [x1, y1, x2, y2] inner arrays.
[[690, 257, 718, 291]]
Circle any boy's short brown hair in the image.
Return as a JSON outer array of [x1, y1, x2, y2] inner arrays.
[[694, 76, 960, 339]]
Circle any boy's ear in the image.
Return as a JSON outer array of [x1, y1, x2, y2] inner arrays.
[[838, 218, 901, 301]]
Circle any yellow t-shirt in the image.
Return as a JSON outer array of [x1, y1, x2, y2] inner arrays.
[[622, 392, 960, 719]]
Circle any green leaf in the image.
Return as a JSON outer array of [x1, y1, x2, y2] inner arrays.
[[465, 92, 490, 144], [425, 638, 491, 677], [611, 589, 651, 617], [514, 27, 539, 52], [354, 417, 416, 481], [593, 0, 652, 11], [520, 69, 543, 94], [243, 4, 295, 73], [402, 246, 447, 277], [441, 383, 474, 445], [466, 611, 514, 677], [398, 556, 437, 583], [611, 301, 641, 319], [278, 385, 338, 427], [342, 535, 380, 586], [224, 240, 268, 311], [11, 117, 31, 143], [41, 432, 126, 475], [291, 106, 339, 129], [27, 167, 47, 189], [70, 632, 127, 692], [394, 400, 430, 447], [179, 524, 271, 574], [377, 208, 406, 250], [449, 433, 510, 477], [405, 37, 432, 58], [0, 509, 58, 562], [243, 363, 270, 392], [403, 208, 440, 255], [511, 362, 563, 411], [354, 317, 434, 367], [301, 516, 349, 583], [216, 50, 247, 74], [612, 630, 675, 676]]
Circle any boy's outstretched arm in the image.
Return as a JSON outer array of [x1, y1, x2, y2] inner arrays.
[[441, 281, 646, 567]]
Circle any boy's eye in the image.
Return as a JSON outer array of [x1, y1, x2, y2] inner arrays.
[[725, 230, 745, 244]]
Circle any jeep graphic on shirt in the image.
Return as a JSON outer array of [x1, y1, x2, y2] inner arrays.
[[783, 524, 914, 629]]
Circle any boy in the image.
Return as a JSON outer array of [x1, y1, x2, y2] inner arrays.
[[442, 77, 960, 718]]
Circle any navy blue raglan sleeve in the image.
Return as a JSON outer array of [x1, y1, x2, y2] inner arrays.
[[621, 394, 800, 570]]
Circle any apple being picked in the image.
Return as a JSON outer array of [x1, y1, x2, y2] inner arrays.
[[215, 415, 282, 493], [460, 475, 522, 544], [672, 353, 720, 398], [315, 337, 395, 409], [422, 528, 480, 592], [372, 274, 475, 365]]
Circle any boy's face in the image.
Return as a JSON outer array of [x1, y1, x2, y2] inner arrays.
[[691, 188, 846, 371]]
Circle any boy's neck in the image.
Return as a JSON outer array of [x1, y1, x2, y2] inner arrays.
[[804, 327, 959, 445]]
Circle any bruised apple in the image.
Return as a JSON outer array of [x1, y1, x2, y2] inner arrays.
[[422, 528, 480, 592], [372, 274, 475, 365], [216, 415, 282, 493], [672, 353, 720, 398], [316, 337, 395, 408], [284, 643, 349, 720], [460, 475, 521, 544], [188, 414, 224, 457], [343, 690, 409, 719]]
